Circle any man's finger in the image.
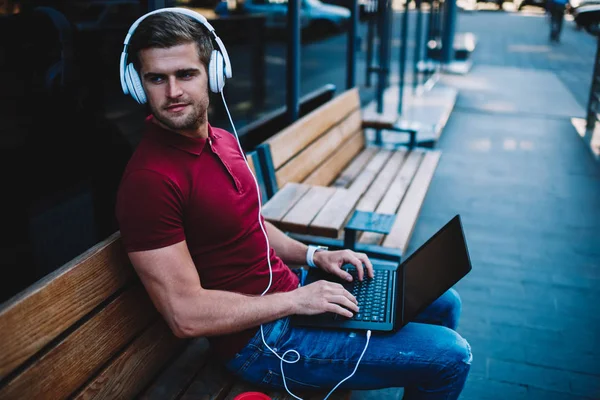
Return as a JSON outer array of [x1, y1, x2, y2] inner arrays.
[[330, 265, 353, 282], [338, 288, 357, 305], [356, 253, 374, 278], [346, 253, 365, 280], [327, 303, 354, 318], [329, 294, 359, 312]]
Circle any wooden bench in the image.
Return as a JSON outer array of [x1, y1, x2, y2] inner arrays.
[[256, 88, 442, 260], [0, 232, 351, 400]]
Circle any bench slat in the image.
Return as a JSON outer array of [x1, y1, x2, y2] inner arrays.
[[275, 114, 360, 188], [0, 233, 133, 380], [267, 89, 360, 169], [0, 284, 157, 399], [180, 361, 235, 400], [73, 318, 185, 400], [337, 108, 362, 138], [280, 186, 337, 234], [262, 183, 312, 224], [139, 338, 210, 400], [360, 150, 424, 245], [303, 129, 365, 187], [377, 150, 424, 214], [309, 188, 362, 238], [333, 147, 379, 188], [383, 150, 442, 253], [247, 153, 257, 177], [356, 149, 407, 212], [348, 149, 394, 196]]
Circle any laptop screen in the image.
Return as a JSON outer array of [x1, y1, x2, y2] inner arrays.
[[399, 215, 472, 325]]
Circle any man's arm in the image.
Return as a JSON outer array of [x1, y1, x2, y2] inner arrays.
[[265, 221, 308, 265], [128, 240, 359, 338], [265, 221, 375, 281]]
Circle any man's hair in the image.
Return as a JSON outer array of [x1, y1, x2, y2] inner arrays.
[[128, 11, 214, 73]]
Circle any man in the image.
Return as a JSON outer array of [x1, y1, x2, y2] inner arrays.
[[548, 0, 568, 42], [115, 10, 471, 399]]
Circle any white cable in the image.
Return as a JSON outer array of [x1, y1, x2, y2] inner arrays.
[[323, 330, 371, 400], [220, 91, 370, 400], [221, 91, 302, 400]]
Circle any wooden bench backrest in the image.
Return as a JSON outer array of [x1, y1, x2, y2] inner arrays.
[[261, 88, 365, 191], [0, 232, 187, 399]]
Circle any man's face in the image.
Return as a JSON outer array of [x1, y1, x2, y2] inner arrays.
[[138, 42, 209, 135]]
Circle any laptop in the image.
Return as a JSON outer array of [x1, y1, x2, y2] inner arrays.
[[291, 214, 472, 332]]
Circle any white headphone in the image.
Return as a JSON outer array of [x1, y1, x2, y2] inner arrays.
[[119, 7, 233, 104]]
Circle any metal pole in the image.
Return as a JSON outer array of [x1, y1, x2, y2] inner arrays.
[[347, 0, 359, 89], [366, 17, 375, 87], [398, 0, 410, 114], [436, 0, 444, 73], [376, 0, 391, 114], [441, 0, 457, 64], [287, 0, 301, 123], [586, 38, 600, 131], [425, 0, 435, 80], [413, 0, 424, 93], [254, 16, 266, 107]]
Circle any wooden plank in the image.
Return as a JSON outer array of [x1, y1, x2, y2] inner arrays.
[[383, 151, 442, 253], [355, 149, 407, 212], [359, 150, 424, 245], [0, 284, 157, 400], [303, 130, 365, 187], [337, 109, 362, 138], [73, 319, 186, 400], [180, 361, 235, 400], [275, 117, 359, 188], [246, 153, 257, 177], [279, 186, 337, 234], [333, 147, 379, 188], [377, 150, 424, 214], [309, 188, 362, 238], [0, 232, 133, 380], [262, 183, 311, 224], [139, 338, 211, 400], [266, 88, 360, 169], [347, 149, 394, 196]]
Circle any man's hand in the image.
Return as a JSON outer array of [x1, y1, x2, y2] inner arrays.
[[291, 280, 359, 318], [313, 249, 374, 282]]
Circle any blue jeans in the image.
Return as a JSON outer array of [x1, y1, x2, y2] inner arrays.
[[225, 270, 472, 399]]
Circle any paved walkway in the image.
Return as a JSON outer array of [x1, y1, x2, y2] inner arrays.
[[352, 6, 600, 400]]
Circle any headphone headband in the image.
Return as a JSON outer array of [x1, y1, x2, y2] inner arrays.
[[119, 7, 231, 95]]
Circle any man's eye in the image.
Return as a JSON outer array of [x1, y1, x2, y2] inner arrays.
[[149, 76, 164, 83], [180, 72, 193, 79]]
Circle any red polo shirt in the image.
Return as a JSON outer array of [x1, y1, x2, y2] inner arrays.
[[115, 116, 299, 359]]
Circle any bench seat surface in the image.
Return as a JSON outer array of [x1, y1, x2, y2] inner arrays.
[[263, 147, 441, 255]]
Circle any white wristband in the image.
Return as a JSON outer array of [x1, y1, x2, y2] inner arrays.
[[306, 245, 327, 268]]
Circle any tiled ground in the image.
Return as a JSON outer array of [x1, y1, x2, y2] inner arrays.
[[351, 6, 600, 400]]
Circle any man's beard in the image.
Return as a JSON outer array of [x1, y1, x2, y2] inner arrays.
[[151, 98, 208, 132]]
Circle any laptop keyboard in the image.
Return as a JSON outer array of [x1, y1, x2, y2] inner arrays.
[[346, 269, 390, 323]]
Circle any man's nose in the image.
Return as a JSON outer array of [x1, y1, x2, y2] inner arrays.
[[167, 77, 183, 98]]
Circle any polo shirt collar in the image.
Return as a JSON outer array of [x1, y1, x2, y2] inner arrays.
[[144, 115, 222, 156]]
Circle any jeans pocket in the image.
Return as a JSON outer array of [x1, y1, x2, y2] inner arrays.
[[261, 369, 322, 390]]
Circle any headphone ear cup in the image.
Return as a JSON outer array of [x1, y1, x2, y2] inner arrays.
[[209, 50, 225, 93], [126, 63, 146, 104]]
